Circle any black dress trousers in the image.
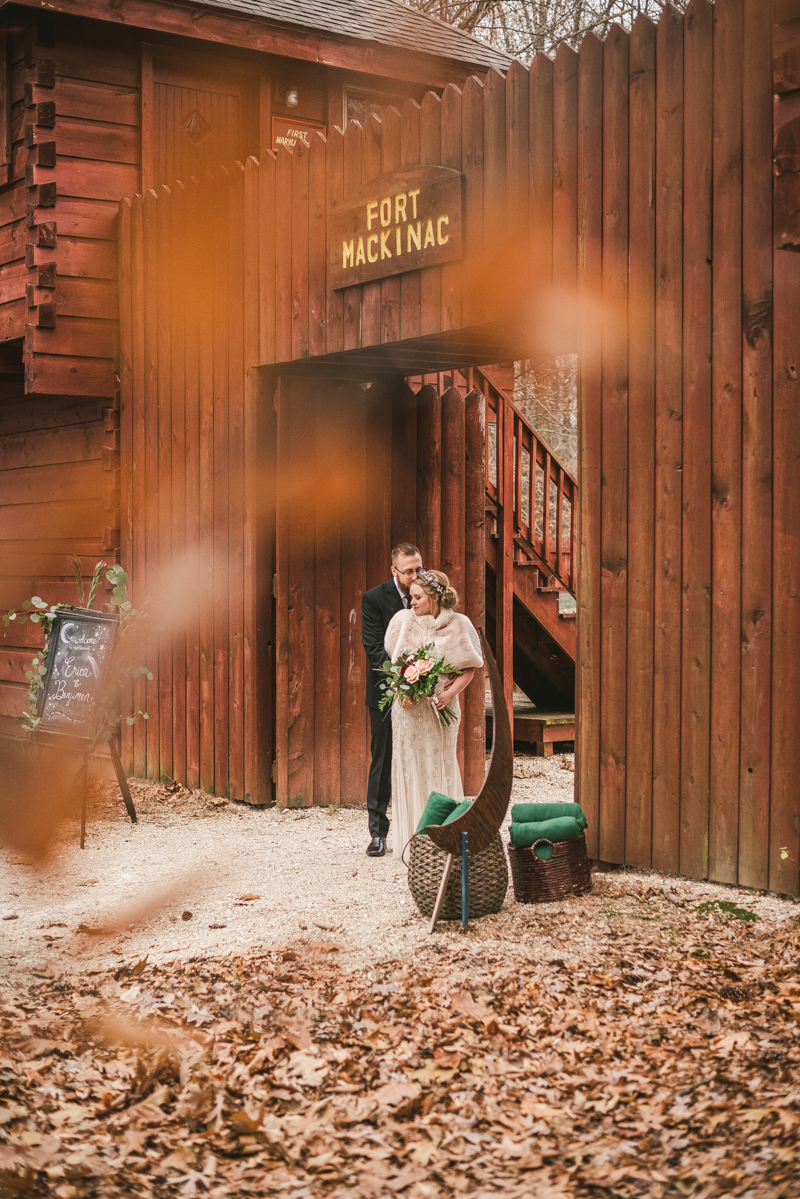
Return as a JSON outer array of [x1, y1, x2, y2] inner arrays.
[[361, 578, 406, 840], [367, 706, 392, 839]]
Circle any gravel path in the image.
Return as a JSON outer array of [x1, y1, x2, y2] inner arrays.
[[1, 751, 796, 983]]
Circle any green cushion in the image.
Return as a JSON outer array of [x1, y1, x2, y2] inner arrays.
[[442, 800, 472, 825], [511, 802, 588, 830], [416, 792, 459, 834], [509, 815, 583, 851]]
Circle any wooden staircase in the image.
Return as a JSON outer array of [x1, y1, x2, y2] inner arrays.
[[407, 366, 578, 726], [470, 366, 577, 720]]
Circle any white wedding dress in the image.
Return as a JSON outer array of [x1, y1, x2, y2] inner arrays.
[[383, 609, 483, 860]]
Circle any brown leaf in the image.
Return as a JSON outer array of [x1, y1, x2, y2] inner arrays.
[[228, 1110, 262, 1135], [284, 1049, 328, 1087], [450, 991, 493, 1021], [372, 1080, 421, 1107]]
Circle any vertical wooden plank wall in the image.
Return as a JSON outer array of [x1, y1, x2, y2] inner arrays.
[[119, 160, 272, 804], [571, 0, 798, 894]]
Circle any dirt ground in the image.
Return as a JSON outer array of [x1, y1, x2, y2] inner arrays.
[[1, 754, 799, 1198], [1, 751, 794, 980]]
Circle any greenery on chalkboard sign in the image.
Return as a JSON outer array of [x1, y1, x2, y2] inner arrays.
[[1, 555, 152, 740]]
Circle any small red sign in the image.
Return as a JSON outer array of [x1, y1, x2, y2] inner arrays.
[[271, 116, 327, 153]]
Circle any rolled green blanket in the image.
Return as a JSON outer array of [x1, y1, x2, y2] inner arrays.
[[416, 792, 459, 833], [509, 815, 583, 852], [511, 802, 588, 830]]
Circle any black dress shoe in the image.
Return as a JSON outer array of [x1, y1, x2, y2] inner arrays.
[[366, 836, 386, 857]]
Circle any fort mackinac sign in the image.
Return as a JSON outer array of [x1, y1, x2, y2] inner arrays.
[[329, 166, 463, 289]]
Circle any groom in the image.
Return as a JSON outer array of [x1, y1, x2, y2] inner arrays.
[[361, 542, 423, 856]]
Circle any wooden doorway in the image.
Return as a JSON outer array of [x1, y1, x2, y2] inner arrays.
[[141, 46, 261, 193]]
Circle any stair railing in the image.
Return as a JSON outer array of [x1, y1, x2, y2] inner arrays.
[[470, 367, 577, 597], [405, 367, 578, 720]]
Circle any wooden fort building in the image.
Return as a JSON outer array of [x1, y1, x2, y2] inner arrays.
[[0, 0, 799, 897]]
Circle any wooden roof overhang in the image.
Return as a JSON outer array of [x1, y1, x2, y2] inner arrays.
[[276, 322, 573, 382], [0, 0, 505, 89]]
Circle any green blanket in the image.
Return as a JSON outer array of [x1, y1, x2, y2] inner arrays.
[[509, 815, 583, 855], [511, 802, 587, 830]]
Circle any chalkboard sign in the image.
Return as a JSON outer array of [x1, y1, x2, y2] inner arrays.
[[36, 609, 119, 736]]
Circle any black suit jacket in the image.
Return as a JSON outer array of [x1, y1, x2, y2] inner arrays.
[[362, 579, 406, 708]]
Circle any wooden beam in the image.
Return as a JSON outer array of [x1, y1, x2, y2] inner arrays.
[[140, 43, 153, 195], [740, 0, 775, 891], [679, 0, 713, 881], [463, 385, 485, 796], [709, 0, 743, 885], [651, 5, 684, 875], [625, 14, 656, 871], [598, 24, 629, 866]]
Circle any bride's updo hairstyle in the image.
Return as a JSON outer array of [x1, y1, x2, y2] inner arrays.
[[417, 568, 459, 613]]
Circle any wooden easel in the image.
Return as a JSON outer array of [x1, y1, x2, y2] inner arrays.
[[77, 735, 137, 849], [68, 728, 137, 853]]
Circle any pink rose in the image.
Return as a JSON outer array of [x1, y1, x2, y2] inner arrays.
[[417, 658, 434, 676], [404, 664, 421, 684]]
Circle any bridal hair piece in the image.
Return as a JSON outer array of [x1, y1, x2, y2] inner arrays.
[[416, 569, 459, 611], [418, 568, 445, 596]]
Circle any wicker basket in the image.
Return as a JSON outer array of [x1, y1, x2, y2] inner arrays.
[[508, 834, 592, 903], [406, 831, 508, 920]]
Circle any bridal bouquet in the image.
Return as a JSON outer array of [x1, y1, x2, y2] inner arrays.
[[378, 643, 463, 727]]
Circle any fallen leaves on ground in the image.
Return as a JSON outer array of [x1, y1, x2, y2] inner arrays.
[[0, 896, 799, 1198]]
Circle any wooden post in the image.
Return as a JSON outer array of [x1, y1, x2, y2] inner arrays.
[[140, 45, 153, 194], [599, 23, 629, 868], [440, 386, 466, 603], [275, 376, 289, 807], [415, 384, 441, 566], [391, 381, 417, 548], [710, 0, 744, 883], [442, 384, 466, 778], [576, 31, 603, 857], [680, 0, 713, 881], [496, 394, 514, 722], [625, 14, 657, 870], [740, 0, 775, 890], [464, 387, 486, 796], [652, 5, 684, 874]]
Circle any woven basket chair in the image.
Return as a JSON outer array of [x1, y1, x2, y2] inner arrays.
[[508, 835, 592, 904], [406, 628, 514, 931], [406, 829, 508, 920]]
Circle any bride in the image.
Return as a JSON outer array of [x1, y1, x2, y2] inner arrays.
[[383, 568, 484, 858]]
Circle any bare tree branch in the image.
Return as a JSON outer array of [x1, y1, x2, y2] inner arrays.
[[406, 0, 686, 58]]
